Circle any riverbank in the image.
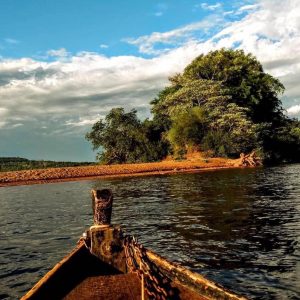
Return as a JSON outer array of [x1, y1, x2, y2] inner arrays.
[[0, 156, 246, 187]]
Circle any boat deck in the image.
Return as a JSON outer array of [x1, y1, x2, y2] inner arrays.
[[23, 243, 207, 300], [63, 272, 208, 300], [63, 273, 141, 300]]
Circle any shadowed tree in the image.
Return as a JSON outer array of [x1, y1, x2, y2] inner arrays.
[[86, 108, 166, 164]]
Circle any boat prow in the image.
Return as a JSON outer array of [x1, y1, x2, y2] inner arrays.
[[21, 242, 142, 300], [21, 189, 247, 300]]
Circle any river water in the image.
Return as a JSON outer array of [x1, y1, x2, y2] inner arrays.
[[0, 165, 299, 299]]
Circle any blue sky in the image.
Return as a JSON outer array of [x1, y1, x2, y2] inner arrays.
[[0, 0, 245, 58], [0, 0, 299, 161]]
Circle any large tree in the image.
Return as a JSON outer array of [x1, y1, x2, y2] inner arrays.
[[152, 69, 258, 157], [86, 108, 162, 164], [153, 75, 231, 117], [151, 48, 299, 161], [202, 103, 258, 157], [182, 48, 285, 123], [87, 49, 300, 164]]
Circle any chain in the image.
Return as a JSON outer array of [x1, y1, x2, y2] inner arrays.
[[124, 236, 173, 300], [79, 232, 175, 299]]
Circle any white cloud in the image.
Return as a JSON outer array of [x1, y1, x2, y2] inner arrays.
[[223, 10, 234, 16], [200, 2, 222, 11], [9, 123, 23, 129], [0, 107, 8, 116], [124, 15, 223, 55], [99, 44, 109, 49], [47, 48, 69, 58], [287, 105, 300, 115], [65, 115, 102, 127], [0, 52, 179, 132], [238, 4, 259, 12], [0, 0, 299, 135]]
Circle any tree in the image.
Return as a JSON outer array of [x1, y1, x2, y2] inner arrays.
[[152, 69, 259, 158], [183, 48, 285, 123], [257, 118, 300, 162], [150, 48, 297, 161], [143, 118, 170, 160], [87, 49, 299, 164], [86, 108, 161, 164], [152, 75, 230, 118], [202, 104, 258, 156], [166, 107, 208, 157]]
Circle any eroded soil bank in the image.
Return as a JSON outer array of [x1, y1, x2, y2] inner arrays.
[[0, 155, 248, 187]]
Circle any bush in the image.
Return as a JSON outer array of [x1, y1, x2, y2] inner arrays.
[[166, 107, 207, 157], [202, 131, 233, 157]]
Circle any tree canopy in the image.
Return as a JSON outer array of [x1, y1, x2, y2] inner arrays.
[[86, 108, 166, 164], [86, 49, 300, 164], [182, 49, 285, 123]]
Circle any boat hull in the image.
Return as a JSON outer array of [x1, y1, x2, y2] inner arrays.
[[21, 241, 245, 300]]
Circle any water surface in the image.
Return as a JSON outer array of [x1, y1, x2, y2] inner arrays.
[[0, 165, 299, 299]]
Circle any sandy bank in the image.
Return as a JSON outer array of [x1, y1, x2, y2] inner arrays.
[[0, 157, 244, 187]]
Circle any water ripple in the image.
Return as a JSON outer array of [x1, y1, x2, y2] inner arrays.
[[0, 165, 299, 299]]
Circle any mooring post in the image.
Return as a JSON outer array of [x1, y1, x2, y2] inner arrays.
[[89, 189, 126, 272], [91, 189, 113, 225]]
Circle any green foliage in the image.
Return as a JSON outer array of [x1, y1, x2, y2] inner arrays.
[[166, 102, 257, 158], [153, 76, 230, 117], [201, 131, 231, 157], [150, 48, 299, 162], [153, 68, 259, 158], [258, 119, 300, 163], [208, 103, 258, 156], [183, 48, 285, 123], [86, 108, 165, 164], [167, 107, 207, 157], [143, 118, 170, 160], [86, 49, 299, 164]]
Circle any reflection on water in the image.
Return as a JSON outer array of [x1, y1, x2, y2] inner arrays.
[[0, 165, 299, 299]]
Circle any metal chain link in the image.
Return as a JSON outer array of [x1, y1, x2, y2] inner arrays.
[[124, 236, 171, 300], [79, 232, 174, 299]]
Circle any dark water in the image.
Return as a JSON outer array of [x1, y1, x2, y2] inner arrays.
[[0, 165, 299, 299]]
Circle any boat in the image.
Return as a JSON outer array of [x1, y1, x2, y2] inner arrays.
[[21, 189, 247, 300]]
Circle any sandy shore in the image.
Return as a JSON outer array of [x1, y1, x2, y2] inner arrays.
[[0, 157, 242, 187]]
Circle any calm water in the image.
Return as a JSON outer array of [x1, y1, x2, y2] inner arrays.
[[0, 165, 299, 299]]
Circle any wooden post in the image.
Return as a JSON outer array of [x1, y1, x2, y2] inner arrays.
[[91, 189, 113, 225], [90, 189, 126, 272]]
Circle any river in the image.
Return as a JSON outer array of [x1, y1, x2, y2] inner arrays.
[[0, 165, 299, 299]]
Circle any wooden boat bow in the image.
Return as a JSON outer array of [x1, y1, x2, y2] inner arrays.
[[21, 189, 247, 300]]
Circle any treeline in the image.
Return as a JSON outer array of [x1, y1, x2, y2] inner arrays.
[[86, 49, 300, 164], [0, 157, 95, 172]]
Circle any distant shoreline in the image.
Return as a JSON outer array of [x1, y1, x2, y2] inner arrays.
[[0, 157, 249, 187]]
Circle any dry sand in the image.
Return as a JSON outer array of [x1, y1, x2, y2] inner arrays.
[[0, 154, 245, 187]]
